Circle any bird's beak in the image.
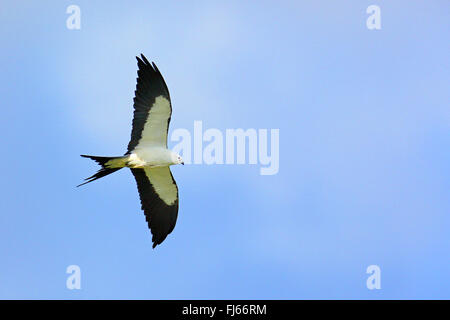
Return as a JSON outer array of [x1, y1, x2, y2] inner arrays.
[[181, 162, 184, 165]]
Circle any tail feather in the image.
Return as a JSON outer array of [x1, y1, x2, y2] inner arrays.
[[78, 155, 125, 187]]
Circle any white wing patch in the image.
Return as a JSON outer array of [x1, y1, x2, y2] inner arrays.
[[137, 96, 171, 148], [144, 166, 178, 205]]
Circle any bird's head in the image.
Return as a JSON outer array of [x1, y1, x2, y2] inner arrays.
[[172, 153, 184, 165]]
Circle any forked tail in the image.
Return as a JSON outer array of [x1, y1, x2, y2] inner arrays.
[[77, 155, 127, 187]]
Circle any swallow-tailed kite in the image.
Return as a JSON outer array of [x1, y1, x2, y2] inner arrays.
[[79, 54, 183, 248]]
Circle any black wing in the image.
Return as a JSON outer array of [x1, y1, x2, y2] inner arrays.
[[131, 167, 179, 248], [127, 54, 172, 153]]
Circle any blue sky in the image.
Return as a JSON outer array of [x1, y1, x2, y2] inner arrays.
[[0, 1, 449, 299]]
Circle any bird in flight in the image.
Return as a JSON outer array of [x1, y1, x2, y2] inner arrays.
[[78, 54, 183, 248]]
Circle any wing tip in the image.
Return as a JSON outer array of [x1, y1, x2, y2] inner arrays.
[[141, 54, 150, 64], [136, 53, 158, 71]]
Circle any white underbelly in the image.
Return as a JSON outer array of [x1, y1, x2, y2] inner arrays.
[[126, 147, 171, 168]]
